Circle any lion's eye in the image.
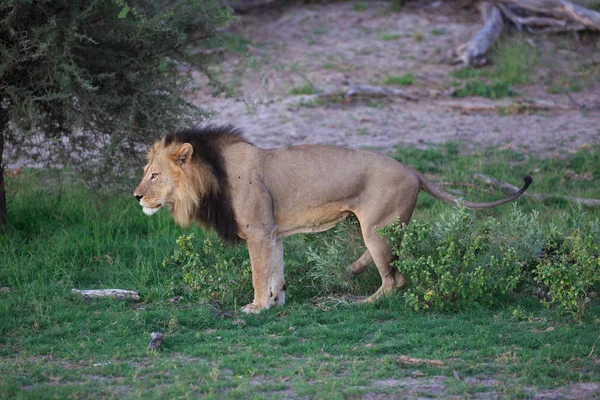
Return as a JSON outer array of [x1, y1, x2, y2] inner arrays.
[[150, 173, 160, 180]]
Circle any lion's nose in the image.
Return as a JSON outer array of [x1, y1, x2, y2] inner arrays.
[[135, 194, 143, 202]]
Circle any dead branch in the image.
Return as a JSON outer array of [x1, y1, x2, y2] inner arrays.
[[437, 98, 572, 113], [72, 289, 141, 301], [454, 2, 504, 66], [452, 0, 600, 65], [474, 173, 600, 207], [345, 83, 419, 102], [491, 0, 600, 31], [396, 355, 445, 367]]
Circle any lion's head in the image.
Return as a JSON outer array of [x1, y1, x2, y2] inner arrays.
[[133, 137, 217, 227]]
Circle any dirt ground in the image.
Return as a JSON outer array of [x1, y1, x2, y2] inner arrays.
[[193, 1, 600, 157]]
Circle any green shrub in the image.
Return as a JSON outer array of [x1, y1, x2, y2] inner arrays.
[[379, 206, 542, 311], [163, 234, 252, 307], [534, 223, 600, 318]]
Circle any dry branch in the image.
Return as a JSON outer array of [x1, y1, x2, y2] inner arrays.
[[436, 98, 572, 113], [491, 0, 600, 30], [454, 0, 600, 65], [454, 2, 504, 66], [72, 288, 141, 301], [396, 355, 445, 367], [474, 173, 600, 207], [345, 83, 419, 102]]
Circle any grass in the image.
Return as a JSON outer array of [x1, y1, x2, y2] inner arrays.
[[289, 84, 317, 95], [377, 33, 401, 41], [384, 73, 414, 86], [451, 35, 537, 98], [1, 146, 600, 398]]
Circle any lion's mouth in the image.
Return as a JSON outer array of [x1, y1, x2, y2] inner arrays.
[[142, 204, 162, 216]]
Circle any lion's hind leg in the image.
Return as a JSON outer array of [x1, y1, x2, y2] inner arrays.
[[348, 250, 373, 275]]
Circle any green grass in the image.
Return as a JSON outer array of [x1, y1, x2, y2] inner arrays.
[[384, 73, 415, 86], [453, 80, 515, 99], [1, 146, 600, 398], [451, 35, 537, 98], [377, 33, 401, 41], [289, 84, 317, 95]]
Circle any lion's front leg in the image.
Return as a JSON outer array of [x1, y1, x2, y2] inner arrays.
[[241, 234, 284, 314]]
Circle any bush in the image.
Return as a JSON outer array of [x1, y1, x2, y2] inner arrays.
[[379, 206, 543, 311], [305, 217, 380, 296], [163, 234, 252, 308], [534, 222, 600, 318]]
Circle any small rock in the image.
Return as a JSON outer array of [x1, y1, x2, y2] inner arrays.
[[216, 336, 223, 341], [147, 332, 165, 351], [168, 296, 183, 303], [232, 318, 247, 328]]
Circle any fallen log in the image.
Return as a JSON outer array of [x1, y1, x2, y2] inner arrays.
[[72, 289, 141, 301], [474, 173, 600, 207], [453, 0, 600, 65], [454, 2, 504, 66]]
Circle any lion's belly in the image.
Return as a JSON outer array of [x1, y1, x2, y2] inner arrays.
[[275, 205, 351, 238]]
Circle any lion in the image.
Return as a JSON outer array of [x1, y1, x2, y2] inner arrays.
[[134, 125, 532, 314]]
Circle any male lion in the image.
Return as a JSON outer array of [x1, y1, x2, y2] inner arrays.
[[134, 125, 532, 314]]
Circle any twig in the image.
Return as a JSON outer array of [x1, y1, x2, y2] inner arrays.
[[345, 83, 419, 102], [474, 173, 600, 207], [396, 355, 445, 367]]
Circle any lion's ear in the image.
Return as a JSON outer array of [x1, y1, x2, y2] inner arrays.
[[173, 143, 193, 166]]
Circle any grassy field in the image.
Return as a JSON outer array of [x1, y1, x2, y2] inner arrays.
[[1, 145, 599, 399]]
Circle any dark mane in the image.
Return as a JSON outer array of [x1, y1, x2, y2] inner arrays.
[[165, 125, 249, 245]]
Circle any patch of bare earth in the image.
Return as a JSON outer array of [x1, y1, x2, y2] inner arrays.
[[193, 1, 600, 157]]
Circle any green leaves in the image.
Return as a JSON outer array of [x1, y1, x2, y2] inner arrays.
[[534, 226, 600, 318], [164, 234, 252, 307], [379, 206, 542, 312]]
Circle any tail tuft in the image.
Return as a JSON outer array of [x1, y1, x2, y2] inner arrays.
[[523, 175, 533, 187]]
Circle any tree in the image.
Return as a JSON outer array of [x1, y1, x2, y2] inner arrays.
[[0, 0, 233, 226]]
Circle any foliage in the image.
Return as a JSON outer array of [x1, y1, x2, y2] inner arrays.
[[1, 145, 600, 396], [0, 0, 232, 191], [384, 74, 415, 86], [451, 35, 536, 99], [534, 221, 600, 318], [305, 217, 379, 295], [163, 233, 252, 307], [379, 206, 543, 311], [453, 80, 515, 99]]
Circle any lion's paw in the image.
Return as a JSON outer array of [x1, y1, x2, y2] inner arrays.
[[241, 303, 266, 314]]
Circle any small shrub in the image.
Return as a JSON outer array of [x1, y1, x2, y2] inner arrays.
[[379, 206, 542, 311], [534, 223, 600, 318], [163, 234, 252, 307]]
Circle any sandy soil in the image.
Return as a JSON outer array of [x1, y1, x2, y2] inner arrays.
[[193, 1, 600, 157]]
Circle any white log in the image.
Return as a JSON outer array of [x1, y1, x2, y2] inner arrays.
[[72, 288, 140, 301]]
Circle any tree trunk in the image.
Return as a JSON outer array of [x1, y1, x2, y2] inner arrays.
[[0, 110, 7, 227]]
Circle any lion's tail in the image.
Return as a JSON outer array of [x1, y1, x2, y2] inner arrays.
[[417, 172, 532, 210]]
